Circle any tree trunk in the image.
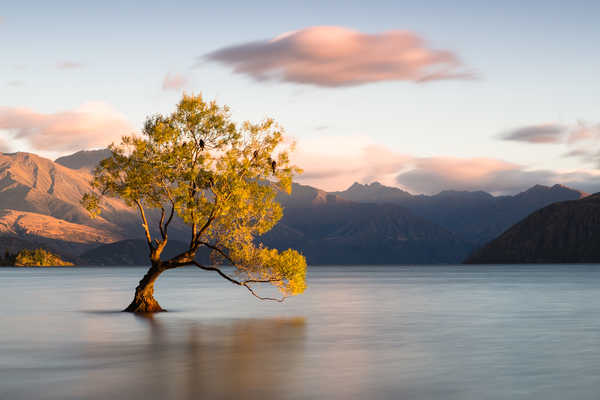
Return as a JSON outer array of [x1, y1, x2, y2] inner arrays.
[[124, 264, 166, 313]]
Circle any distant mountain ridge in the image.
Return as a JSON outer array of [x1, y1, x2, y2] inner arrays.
[[333, 181, 587, 245], [268, 185, 473, 264], [0, 149, 590, 265]]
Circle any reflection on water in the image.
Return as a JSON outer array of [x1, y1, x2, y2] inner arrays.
[[3, 265, 600, 399], [81, 316, 306, 400], [2, 313, 307, 400]]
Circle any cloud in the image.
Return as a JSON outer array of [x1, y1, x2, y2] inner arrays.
[[203, 26, 472, 87], [395, 157, 544, 194], [394, 156, 600, 195], [57, 61, 84, 69], [291, 136, 600, 194], [162, 73, 188, 91], [567, 122, 600, 144], [0, 102, 133, 153], [501, 124, 567, 143], [502, 121, 600, 169], [291, 135, 411, 189]]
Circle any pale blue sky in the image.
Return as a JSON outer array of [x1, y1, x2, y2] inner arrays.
[[1, 1, 599, 193]]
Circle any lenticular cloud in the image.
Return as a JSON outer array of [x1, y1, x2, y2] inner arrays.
[[203, 26, 472, 87]]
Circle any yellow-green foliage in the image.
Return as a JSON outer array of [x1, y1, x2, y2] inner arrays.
[[82, 93, 306, 299], [13, 249, 73, 267]]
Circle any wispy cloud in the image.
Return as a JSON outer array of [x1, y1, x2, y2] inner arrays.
[[57, 61, 84, 70], [0, 102, 133, 153], [501, 121, 600, 168], [203, 26, 473, 87], [500, 124, 567, 143], [162, 72, 188, 91]]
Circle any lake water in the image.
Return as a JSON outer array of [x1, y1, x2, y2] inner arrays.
[[2, 265, 600, 399]]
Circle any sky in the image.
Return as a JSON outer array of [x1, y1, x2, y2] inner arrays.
[[1, 0, 600, 194]]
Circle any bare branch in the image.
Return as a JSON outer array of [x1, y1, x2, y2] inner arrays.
[[191, 261, 285, 302], [243, 283, 286, 302], [191, 260, 242, 285], [243, 278, 281, 284], [135, 199, 154, 252]]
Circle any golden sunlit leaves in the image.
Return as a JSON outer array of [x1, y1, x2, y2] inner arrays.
[[83, 93, 307, 299]]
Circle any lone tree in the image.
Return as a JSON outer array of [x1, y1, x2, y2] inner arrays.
[[82, 94, 307, 313]]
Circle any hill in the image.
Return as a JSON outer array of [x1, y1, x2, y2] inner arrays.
[[0, 152, 143, 253], [0, 152, 192, 257], [465, 194, 600, 263]]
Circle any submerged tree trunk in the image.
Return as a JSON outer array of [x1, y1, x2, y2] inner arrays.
[[124, 264, 166, 313]]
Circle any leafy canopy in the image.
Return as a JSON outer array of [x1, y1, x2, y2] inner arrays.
[[83, 94, 306, 299]]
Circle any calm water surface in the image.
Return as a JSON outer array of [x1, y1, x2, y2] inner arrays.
[[2, 265, 600, 400]]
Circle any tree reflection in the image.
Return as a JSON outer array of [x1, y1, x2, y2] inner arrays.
[[124, 315, 307, 400]]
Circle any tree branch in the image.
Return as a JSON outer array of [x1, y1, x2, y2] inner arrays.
[[198, 241, 234, 265], [158, 207, 166, 239], [191, 261, 285, 302], [243, 284, 286, 302], [135, 199, 154, 252], [164, 201, 175, 237], [191, 260, 241, 285]]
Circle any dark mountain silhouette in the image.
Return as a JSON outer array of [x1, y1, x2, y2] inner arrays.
[[333, 182, 587, 244], [265, 183, 473, 264], [465, 194, 600, 263]]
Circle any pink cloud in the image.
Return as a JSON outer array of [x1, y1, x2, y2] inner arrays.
[[0, 102, 133, 152], [291, 136, 600, 194], [394, 156, 600, 195], [291, 135, 411, 190], [203, 26, 473, 87], [395, 157, 535, 194], [162, 72, 188, 91]]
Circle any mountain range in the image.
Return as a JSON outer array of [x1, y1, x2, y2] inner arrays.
[[0, 149, 591, 265], [333, 182, 588, 245]]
